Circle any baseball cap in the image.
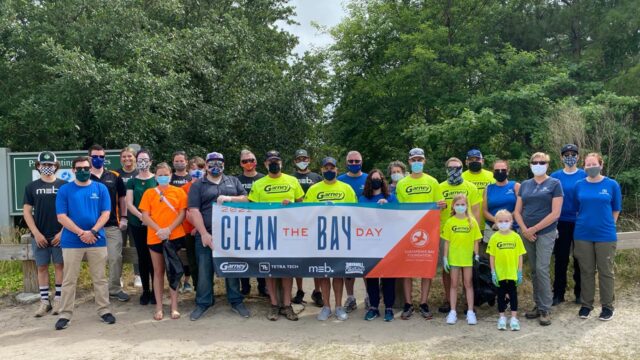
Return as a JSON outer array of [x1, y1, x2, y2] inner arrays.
[[561, 144, 579, 155], [265, 150, 281, 161], [466, 149, 483, 159], [37, 151, 57, 164], [321, 157, 337, 167], [295, 149, 309, 158], [409, 148, 425, 159], [206, 152, 224, 162]]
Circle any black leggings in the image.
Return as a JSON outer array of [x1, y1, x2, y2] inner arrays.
[[130, 224, 154, 293], [497, 280, 518, 313], [365, 278, 396, 309]]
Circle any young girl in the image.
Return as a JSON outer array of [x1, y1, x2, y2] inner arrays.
[[487, 209, 526, 330], [442, 194, 482, 325]]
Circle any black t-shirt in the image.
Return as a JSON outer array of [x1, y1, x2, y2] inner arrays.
[[116, 167, 138, 185], [23, 178, 68, 239], [292, 171, 323, 193], [237, 172, 265, 193], [171, 173, 192, 187], [187, 175, 247, 232], [91, 170, 126, 227]]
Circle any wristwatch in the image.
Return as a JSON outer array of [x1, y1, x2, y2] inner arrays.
[[90, 229, 99, 237]]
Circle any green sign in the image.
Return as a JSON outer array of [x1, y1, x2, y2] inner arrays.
[[9, 150, 122, 215]]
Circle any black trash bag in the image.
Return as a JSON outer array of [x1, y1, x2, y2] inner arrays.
[[473, 257, 497, 307], [163, 240, 184, 291]]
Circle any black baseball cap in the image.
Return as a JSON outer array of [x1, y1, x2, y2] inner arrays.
[[37, 151, 57, 164], [295, 149, 309, 158], [265, 150, 281, 161], [561, 144, 579, 155]]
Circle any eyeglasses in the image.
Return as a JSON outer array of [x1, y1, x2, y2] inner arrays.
[[241, 159, 256, 164], [207, 161, 224, 167], [75, 166, 90, 171], [531, 161, 547, 165], [347, 159, 362, 164], [91, 155, 105, 159]]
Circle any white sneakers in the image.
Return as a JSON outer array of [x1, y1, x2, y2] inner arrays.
[[447, 310, 477, 325], [466, 310, 477, 325], [134, 275, 142, 288]]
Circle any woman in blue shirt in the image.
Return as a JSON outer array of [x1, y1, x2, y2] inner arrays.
[[359, 169, 397, 321], [573, 153, 622, 321], [482, 159, 520, 247]]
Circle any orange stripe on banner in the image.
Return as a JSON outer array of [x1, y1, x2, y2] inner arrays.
[[365, 210, 440, 278]]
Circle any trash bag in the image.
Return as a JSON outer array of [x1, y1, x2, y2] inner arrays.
[[473, 257, 497, 307], [163, 239, 184, 291]]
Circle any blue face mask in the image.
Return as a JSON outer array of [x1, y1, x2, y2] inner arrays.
[[190, 169, 203, 179], [91, 156, 105, 169], [411, 161, 424, 173], [209, 165, 223, 176], [323, 170, 337, 181], [347, 164, 362, 174], [454, 205, 467, 215], [156, 175, 170, 185]]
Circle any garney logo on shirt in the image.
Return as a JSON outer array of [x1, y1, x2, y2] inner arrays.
[[471, 181, 492, 190], [264, 184, 291, 193], [451, 225, 471, 233], [497, 241, 516, 249], [316, 191, 346, 201], [406, 184, 432, 194], [442, 189, 469, 198]]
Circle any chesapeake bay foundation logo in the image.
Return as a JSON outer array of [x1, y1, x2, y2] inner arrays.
[[410, 229, 429, 248], [345, 262, 365, 275], [317, 191, 346, 201], [406, 184, 432, 194], [264, 184, 291, 193], [220, 262, 249, 273]]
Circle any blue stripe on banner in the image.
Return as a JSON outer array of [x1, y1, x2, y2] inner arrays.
[[217, 202, 439, 211], [214, 257, 383, 278]]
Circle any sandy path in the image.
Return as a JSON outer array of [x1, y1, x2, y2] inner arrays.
[[0, 280, 638, 359]]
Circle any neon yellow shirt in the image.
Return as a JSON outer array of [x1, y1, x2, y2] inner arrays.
[[304, 180, 357, 203], [438, 180, 480, 226], [248, 173, 304, 203], [396, 174, 444, 203], [441, 216, 482, 267], [462, 169, 495, 226], [487, 231, 526, 281]]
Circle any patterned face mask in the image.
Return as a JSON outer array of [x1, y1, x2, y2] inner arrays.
[[39, 165, 56, 176], [137, 158, 151, 170], [447, 166, 463, 185]]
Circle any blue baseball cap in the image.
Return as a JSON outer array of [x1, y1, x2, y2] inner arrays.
[[466, 149, 483, 159], [206, 152, 224, 162], [321, 157, 337, 167]]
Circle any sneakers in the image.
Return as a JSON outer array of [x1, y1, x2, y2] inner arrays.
[[55, 318, 69, 330], [438, 302, 451, 314], [190, 306, 209, 321], [446, 310, 457, 325], [109, 291, 130, 302], [317, 306, 332, 321], [311, 290, 324, 307], [51, 298, 62, 315], [497, 316, 507, 330], [466, 310, 477, 325], [509, 317, 520, 331], [292, 290, 305, 305], [384, 308, 394, 322], [134, 275, 142, 288], [35, 301, 52, 317], [180, 282, 194, 294], [401, 303, 414, 320], [267, 305, 279, 321], [281, 305, 298, 321], [140, 291, 151, 305], [365, 308, 380, 321], [101, 313, 116, 324], [539, 310, 551, 326], [598, 307, 614, 321], [335, 306, 348, 321], [231, 303, 250, 318], [344, 297, 357, 313], [525, 306, 540, 319], [419, 303, 433, 320], [578, 306, 592, 319]]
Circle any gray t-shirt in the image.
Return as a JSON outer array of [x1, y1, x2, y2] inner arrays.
[[187, 175, 246, 232], [518, 177, 563, 235]]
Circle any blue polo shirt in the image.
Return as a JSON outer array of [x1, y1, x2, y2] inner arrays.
[[337, 173, 368, 197], [574, 177, 622, 242], [551, 168, 587, 222], [56, 181, 111, 248], [358, 192, 397, 203]]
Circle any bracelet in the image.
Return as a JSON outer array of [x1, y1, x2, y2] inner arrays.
[[120, 215, 128, 219]]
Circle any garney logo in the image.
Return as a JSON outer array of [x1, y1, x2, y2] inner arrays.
[[410, 229, 429, 248], [317, 191, 345, 201], [406, 184, 432, 194], [452, 225, 470, 233], [345, 262, 365, 275], [264, 184, 291, 193], [497, 242, 516, 249], [220, 262, 249, 273], [442, 189, 468, 198]]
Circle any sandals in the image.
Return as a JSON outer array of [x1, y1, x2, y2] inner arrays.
[[171, 310, 181, 320], [154, 310, 164, 321]]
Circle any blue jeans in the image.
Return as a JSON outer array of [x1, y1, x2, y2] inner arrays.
[[195, 234, 244, 308]]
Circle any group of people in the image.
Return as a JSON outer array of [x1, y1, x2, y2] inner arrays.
[[23, 143, 622, 331]]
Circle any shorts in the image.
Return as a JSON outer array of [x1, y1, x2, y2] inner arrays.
[[148, 238, 184, 254], [32, 237, 63, 266]]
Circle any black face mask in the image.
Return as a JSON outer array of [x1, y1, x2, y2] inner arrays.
[[493, 170, 508, 182], [268, 162, 281, 174], [371, 179, 383, 190], [469, 161, 482, 172]]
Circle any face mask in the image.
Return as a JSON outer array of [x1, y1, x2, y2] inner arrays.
[[137, 159, 151, 170], [91, 156, 105, 169], [75, 169, 91, 182], [447, 167, 463, 185], [410, 162, 424, 173], [295, 162, 309, 171], [322, 170, 336, 181], [530, 164, 548, 176], [562, 155, 578, 168], [241, 162, 256, 171], [268, 162, 281, 174], [371, 179, 383, 190], [39, 165, 56, 177], [497, 221, 512, 231], [174, 163, 187, 171], [586, 166, 601, 178], [391, 173, 404, 182], [468, 161, 482, 172], [156, 175, 171, 185], [493, 170, 508, 182], [189, 169, 203, 179], [208, 164, 224, 176], [454, 205, 467, 215], [347, 164, 362, 174]]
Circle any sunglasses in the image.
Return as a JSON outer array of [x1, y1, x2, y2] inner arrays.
[[447, 166, 462, 171], [347, 159, 362, 164], [494, 169, 508, 173], [91, 155, 105, 159], [531, 161, 547, 165], [563, 153, 578, 157], [241, 159, 256, 164], [75, 166, 91, 171], [207, 161, 224, 167]]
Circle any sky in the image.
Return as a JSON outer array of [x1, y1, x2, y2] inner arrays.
[[280, 0, 348, 55]]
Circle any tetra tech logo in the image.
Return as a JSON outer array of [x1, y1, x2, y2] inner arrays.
[[258, 262, 271, 273]]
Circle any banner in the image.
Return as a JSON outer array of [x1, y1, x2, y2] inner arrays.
[[212, 202, 440, 278]]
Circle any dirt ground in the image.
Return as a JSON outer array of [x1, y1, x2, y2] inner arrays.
[[1, 278, 638, 360]]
